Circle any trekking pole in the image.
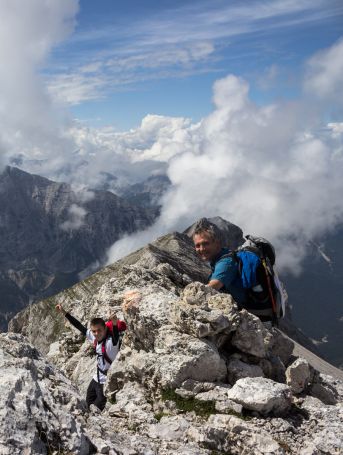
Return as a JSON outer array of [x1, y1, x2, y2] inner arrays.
[[262, 258, 278, 326]]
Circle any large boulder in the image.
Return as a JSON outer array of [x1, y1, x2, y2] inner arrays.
[[107, 326, 228, 390], [170, 282, 240, 339], [226, 377, 292, 415]]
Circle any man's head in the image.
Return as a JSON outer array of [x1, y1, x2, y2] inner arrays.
[[90, 317, 107, 342], [192, 218, 222, 262]]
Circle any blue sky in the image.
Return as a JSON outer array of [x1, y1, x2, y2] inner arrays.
[[46, 0, 343, 130]]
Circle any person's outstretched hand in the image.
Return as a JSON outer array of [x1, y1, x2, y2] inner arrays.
[[109, 313, 118, 324], [56, 304, 66, 315]]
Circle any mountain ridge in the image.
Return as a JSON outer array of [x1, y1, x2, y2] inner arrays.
[[0, 166, 158, 330], [6, 229, 343, 454]]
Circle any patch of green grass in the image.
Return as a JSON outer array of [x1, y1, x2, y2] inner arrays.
[[161, 389, 216, 418], [161, 388, 252, 422], [154, 412, 169, 422]]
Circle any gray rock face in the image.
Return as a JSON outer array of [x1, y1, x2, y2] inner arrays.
[[227, 358, 264, 384], [0, 166, 157, 330], [0, 333, 92, 455], [119, 174, 171, 208], [309, 372, 339, 405], [199, 414, 285, 455], [7, 231, 343, 454], [170, 282, 240, 339], [286, 358, 311, 393], [226, 377, 292, 415], [231, 310, 268, 358]]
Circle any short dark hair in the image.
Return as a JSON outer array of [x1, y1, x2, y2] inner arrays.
[[192, 217, 222, 243], [90, 317, 106, 327]]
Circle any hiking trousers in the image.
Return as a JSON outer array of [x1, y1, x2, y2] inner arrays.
[[86, 379, 107, 411]]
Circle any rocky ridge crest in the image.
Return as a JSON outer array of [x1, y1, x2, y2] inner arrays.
[[6, 231, 343, 454]]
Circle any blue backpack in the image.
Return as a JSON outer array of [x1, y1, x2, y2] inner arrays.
[[233, 235, 287, 324]]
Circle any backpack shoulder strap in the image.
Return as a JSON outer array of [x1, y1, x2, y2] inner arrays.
[[94, 324, 120, 365], [101, 337, 113, 365]]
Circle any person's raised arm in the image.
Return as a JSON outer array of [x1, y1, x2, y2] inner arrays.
[[208, 279, 224, 291], [56, 304, 87, 336]]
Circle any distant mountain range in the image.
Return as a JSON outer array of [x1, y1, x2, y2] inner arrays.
[[1, 166, 342, 368], [118, 174, 171, 208], [0, 166, 158, 329]]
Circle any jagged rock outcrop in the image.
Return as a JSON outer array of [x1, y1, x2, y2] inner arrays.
[[0, 333, 92, 454], [8, 231, 343, 454], [0, 166, 157, 330]]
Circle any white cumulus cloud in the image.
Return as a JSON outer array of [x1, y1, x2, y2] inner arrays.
[[60, 204, 87, 231], [304, 37, 343, 103], [0, 0, 79, 165], [106, 40, 343, 274]]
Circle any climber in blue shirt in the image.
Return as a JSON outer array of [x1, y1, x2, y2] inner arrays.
[[192, 218, 248, 306]]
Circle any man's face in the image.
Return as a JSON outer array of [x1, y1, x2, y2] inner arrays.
[[91, 324, 107, 342], [193, 231, 221, 262]]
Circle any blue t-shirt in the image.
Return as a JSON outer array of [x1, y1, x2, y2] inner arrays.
[[209, 248, 248, 306]]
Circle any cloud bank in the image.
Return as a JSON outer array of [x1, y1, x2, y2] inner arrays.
[[60, 204, 87, 231], [107, 39, 343, 274], [0, 0, 79, 167]]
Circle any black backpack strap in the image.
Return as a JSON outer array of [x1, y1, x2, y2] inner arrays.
[[102, 326, 119, 364], [110, 325, 119, 346]]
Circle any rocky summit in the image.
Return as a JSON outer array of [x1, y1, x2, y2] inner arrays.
[[6, 232, 343, 454]]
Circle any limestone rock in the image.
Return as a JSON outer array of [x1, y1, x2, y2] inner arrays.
[[265, 328, 295, 366], [299, 395, 343, 454], [195, 385, 231, 403], [180, 281, 218, 305], [310, 373, 338, 405], [147, 415, 191, 441], [6, 226, 343, 455], [228, 358, 264, 384], [154, 327, 228, 388], [226, 377, 292, 415], [121, 285, 178, 351], [286, 358, 311, 394], [231, 310, 268, 358], [170, 282, 239, 339], [201, 414, 285, 454], [215, 398, 243, 414], [108, 382, 155, 424], [106, 326, 227, 392], [175, 379, 222, 398], [0, 333, 92, 455]]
